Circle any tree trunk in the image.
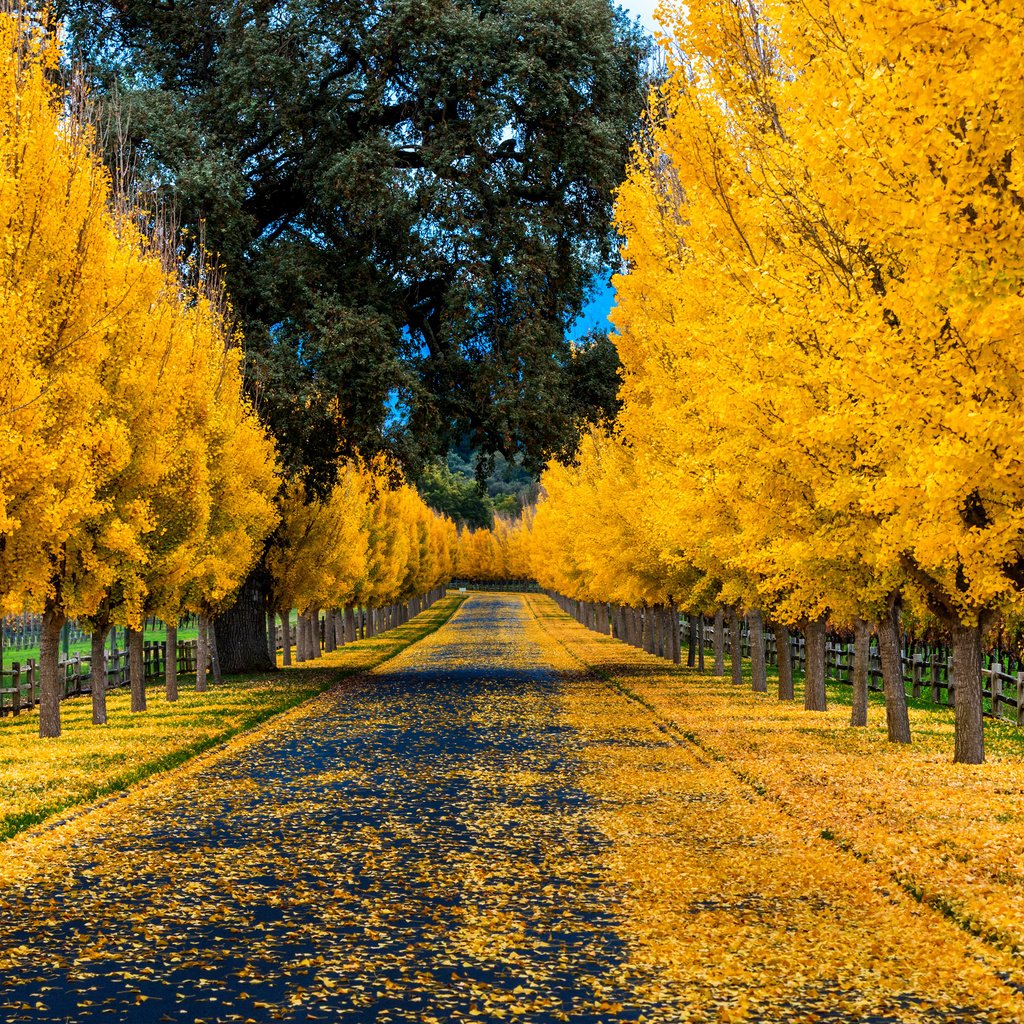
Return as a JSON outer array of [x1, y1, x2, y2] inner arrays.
[[776, 624, 793, 700], [165, 623, 178, 703], [208, 617, 222, 685], [196, 616, 209, 692], [38, 604, 66, 738], [266, 608, 276, 660], [279, 612, 290, 665], [850, 617, 870, 727], [344, 605, 356, 644], [697, 614, 705, 673], [687, 616, 697, 668], [749, 609, 767, 693], [214, 566, 274, 674], [803, 615, 827, 711], [129, 626, 146, 712], [91, 625, 109, 724], [670, 604, 681, 663], [877, 594, 911, 743], [728, 607, 743, 686], [951, 619, 985, 764], [713, 609, 726, 675], [312, 611, 323, 659]]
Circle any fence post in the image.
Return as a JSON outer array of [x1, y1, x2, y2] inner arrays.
[[991, 663, 1002, 719], [912, 656, 922, 699], [1017, 672, 1024, 727], [11, 662, 20, 715]]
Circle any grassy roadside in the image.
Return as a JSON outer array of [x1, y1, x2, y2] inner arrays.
[[0, 593, 465, 844], [525, 592, 1024, 962]]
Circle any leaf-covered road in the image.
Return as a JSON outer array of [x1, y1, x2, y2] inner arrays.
[[0, 596, 651, 1023], [1, 594, 1022, 1022]]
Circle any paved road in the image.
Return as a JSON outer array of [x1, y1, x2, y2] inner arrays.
[[0, 595, 660, 1023], [2, 593, 1015, 1024]]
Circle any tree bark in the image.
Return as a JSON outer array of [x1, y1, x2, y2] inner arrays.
[[165, 623, 178, 703], [803, 615, 827, 711], [91, 625, 109, 724], [266, 608, 276, 660], [213, 565, 275, 674], [713, 609, 726, 675], [850, 617, 870, 727], [344, 605, 356, 644], [670, 604, 681, 663], [877, 594, 911, 743], [697, 614, 705, 673], [687, 616, 697, 668], [209, 618, 222, 685], [196, 616, 209, 692], [728, 607, 743, 686], [749, 609, 767, 693], [279, 611, 290, 665], [776, 624, 793, 700], [640, 607, 651, 653], [129, 626, 146, 712], [312, 610, 323, 658], [951, 620, 985, 764], [38, 604, 66, 738]]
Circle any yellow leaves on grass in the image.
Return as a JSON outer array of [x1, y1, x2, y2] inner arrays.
[[527, 594, 1024, 1020]]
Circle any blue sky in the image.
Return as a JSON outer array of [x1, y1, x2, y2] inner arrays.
[[620, 0, 659, 32], [567, 1, 660, 342]]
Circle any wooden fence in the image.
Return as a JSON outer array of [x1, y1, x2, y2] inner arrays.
[[692, 617, 1024, 724], [449, 578, 541, 593], [549, 593, 1024, 727], [0, 613, 199, 656], [0, 640, 199, 717]]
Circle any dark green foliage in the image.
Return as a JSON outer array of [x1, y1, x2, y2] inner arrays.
[[60, 0, 648, 491], [417, 463, 496, 530], [418, 442, 544, 528]]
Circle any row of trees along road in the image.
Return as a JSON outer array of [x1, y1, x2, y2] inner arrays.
[[267, 457, 456, 660], [0, 12, 459, 737], [56, 0, 651, 672], [531, 0, 1024, 764], [0, 11, 280, 739], [452, 512, 534, 583]]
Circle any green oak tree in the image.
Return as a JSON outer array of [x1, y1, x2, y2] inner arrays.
[[59, 0, 647, 669]]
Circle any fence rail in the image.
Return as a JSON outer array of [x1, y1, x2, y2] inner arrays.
[[0, 640, 199, 717], [693, 618, 1024, 723], [548, 593, 1024, 727]]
